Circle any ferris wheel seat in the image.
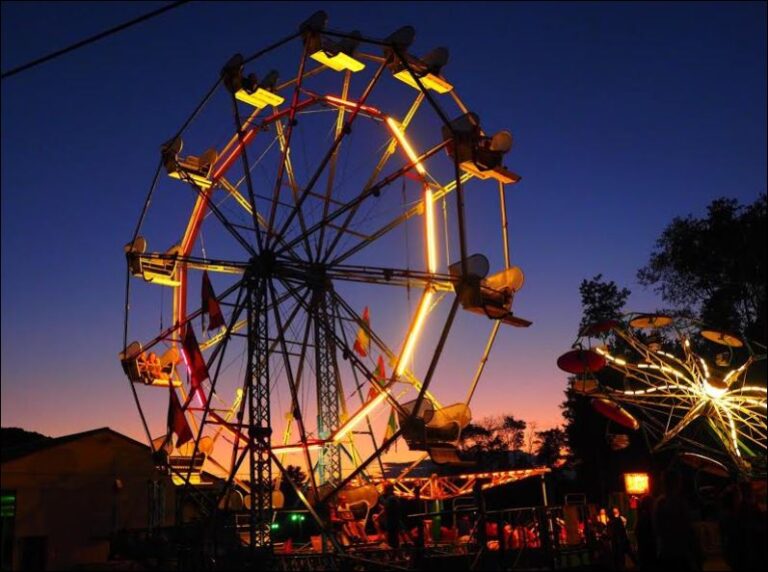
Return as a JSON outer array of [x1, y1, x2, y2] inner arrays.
[[398, 400, 471, 450], [338, 483, 379, 508], [119, 341, 182, 387], [428, 446, 475, 467], [450, 259, 530, 327], [390, 46, 453, 94], [442, 113, 519, 184], [393, 68, 453, 94], [235, 85, 285, 109], [306, 32, 365, 73], [311, 50, 366, 73], [219, 53, 284, 109], [166, 148, 218, 189], [169, 452, 206, 485], [125, 238, 182, 286], [168, 437, 214, 485], [459, 161, 521, 185]]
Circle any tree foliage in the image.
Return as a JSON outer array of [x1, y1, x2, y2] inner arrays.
[[461, 415, 527, 454], [578, 274, 631, 332], [279, 464, 308, 508], [535, 427, 567, 467], [561, 275, 650, 500], [637, 195, 766, 342]]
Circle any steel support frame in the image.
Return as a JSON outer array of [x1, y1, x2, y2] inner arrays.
[[313, 287, 342, 485], [246, 276, 272, 551]]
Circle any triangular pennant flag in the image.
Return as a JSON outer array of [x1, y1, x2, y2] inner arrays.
[[182, 325, 208, 404], [353, 306, 370, 357], [373, 355, 387, 383], [383, 407, 398, 452], [366, 355, 387, 400], [167, 388, 193, 448], [201, 271, 225, 331]]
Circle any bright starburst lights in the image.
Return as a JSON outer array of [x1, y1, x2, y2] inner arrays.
[[560, 314, 767, 476]]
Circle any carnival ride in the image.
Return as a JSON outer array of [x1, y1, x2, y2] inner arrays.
[[557, 313, 767, 478], [120, 11, 536, 552]]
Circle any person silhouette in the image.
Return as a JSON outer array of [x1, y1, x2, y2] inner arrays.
[[634, 495, 657, 571], [607, 506, 633, 570], [382, 483, 402, 548], [653, 469, 702, 571]]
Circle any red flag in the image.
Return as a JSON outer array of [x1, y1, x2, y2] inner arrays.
[[201, 271, 225, 331], [353, 306, 370, 357], [167, 388, 193, 447], [373, 355, 387, 383], [182, 325, 208, 404]]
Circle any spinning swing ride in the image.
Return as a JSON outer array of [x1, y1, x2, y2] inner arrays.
[[120, 11, 534, 550], [558, 313, 767, 478]]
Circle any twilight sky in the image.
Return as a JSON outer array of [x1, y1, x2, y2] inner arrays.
[[1, 1, 765, 441]]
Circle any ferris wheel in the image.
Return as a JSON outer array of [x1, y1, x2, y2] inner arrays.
[[557, 313, 767, 478], [119, 11, 529, 548]]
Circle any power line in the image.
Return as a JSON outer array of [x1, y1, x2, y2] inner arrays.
[[1, 1, 191, 80]]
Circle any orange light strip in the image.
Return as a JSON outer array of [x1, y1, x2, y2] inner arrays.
[[174, 187, 213, 328], [332, 390, 391, 442], [424, 187, 438, 273], [396, 290, 434, 376], [325, 95, 382, 117], [385, 117, 426, 175]]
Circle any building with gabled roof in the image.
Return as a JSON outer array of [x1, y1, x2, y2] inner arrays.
[[1, 427, 174, 571]]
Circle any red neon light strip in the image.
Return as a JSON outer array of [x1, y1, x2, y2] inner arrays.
[[324, 95, 382, 117]]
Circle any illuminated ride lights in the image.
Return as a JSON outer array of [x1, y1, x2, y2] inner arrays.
[[120, 10, 531, 551], [558, 313, 767, 476]]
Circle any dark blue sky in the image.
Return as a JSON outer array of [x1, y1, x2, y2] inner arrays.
[[1, 1, 765, 438]]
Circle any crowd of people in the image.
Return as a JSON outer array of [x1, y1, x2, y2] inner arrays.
[[591, 469, 766, 571], [319, 468, 766, 572]]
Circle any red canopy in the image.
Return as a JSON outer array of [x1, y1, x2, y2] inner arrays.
[[557, 349, 606, 374], [591, 398, 639, 430]]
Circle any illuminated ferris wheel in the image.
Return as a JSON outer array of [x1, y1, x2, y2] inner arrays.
[[119, 11, 530, 548], [558, 313, 767, 477]]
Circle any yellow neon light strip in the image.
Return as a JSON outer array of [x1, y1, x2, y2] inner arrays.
[[723, 407, 742, 458], [385, 117, 426, 175], [396, 290, 434, 376], [424, 188, 438, 273], [332, 390, 391, 442], [272, 443, 324, 454]]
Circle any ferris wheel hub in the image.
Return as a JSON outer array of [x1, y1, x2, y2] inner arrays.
[[246, 250, 277, 278]]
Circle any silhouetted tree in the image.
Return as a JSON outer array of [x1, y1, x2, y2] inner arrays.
[[578, 274, 631, 332], [460, 415, 536, 468], [535, 427, 567, 467], [502, 415, 527, 451], [638, 195, 766, 342], [561, 275, 634, 501], [279, 464, 308, 508]]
